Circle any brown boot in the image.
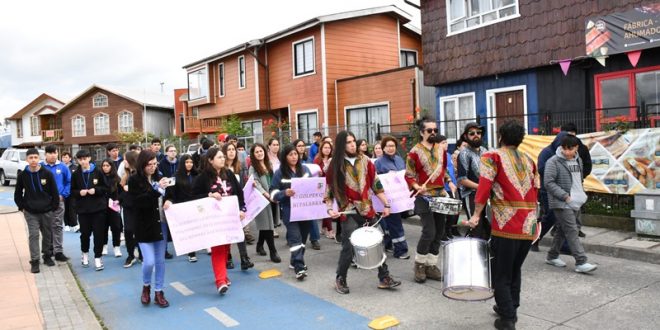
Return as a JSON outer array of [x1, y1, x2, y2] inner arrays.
[[141, 285, 151, 305], [414, 254, 427, 283], [426, 254, 443, 281], [154, 290, 169, 308]]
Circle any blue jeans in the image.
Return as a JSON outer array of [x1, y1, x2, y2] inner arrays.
[[309, 219, 320, 242], [381, 212, 408, 257], [138, 222, 167, 290], [282, 215, 311, 272]]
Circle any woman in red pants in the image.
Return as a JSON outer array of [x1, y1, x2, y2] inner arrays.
[[192, 147, 246, 295]]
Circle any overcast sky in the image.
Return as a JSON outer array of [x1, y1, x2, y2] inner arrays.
[[0, 0, 420, 122]]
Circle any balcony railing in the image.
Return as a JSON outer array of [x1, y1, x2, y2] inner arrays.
[[41, 129, 63, 142], [184, 117, 223, 132]]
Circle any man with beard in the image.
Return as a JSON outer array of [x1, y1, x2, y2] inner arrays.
[[405, 117, 450, 283], [326, 131, 402, 294], [457, 122, 490, 239]]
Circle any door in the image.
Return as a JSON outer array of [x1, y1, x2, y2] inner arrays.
[[495, 90, 525, 131]]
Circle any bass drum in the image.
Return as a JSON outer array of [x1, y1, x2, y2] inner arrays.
[[442, 237, 493, 301], [349, 226, 386, 269]]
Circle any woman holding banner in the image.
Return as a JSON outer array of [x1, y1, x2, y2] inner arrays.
[[374, 136, 409, 259], [293, 139, 322, 250], [313, 141, 335, 240], [129, 150, 171, 307], [248, 143, 281, 263], [163, 154, 199, 263], [270, 144, 313, 281], [192, 147, 246, 295]]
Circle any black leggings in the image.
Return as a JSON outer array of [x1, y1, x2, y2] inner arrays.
[[105, 209, 124, 247], [122, 208, 140, 259], [79, 211, 107, 258], [257, 230, 277, 253]]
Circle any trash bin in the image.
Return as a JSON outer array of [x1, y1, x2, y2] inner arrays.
[[630, 190, 660, 237]]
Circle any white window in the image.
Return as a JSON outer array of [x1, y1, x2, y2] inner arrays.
[[293, 38, 315, 77], [93, 93, 108, 108], [187, 67, 209, 100], [238, 56, 246, 89], [72, 115, 86, 137], [440, 93, 476, 143], [346, 104, 390, 143], [297, 111, 318, 143], [447, 0, 519, 34], [16, 119, 23, 138], [218, 63, 225, 97], [239, 120, 263, 146], [400, 50, 418, 67], [93, 113, 110, 135], [30, 116, 40, 136], [118, 111, 134, 133]]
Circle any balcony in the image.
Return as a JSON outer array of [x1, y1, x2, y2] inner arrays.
[[184, 117, 223, 133], [41, 129, 63, 142]]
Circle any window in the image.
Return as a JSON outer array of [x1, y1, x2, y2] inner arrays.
[[192, 107, 199, 118], [72, 115, 86, 137], [293, 38, 315, 77], [440, 93, 476, 142], [447, 0, 519, 34], [238, 56, 246, 89], [16, 119, 23, 138], [239, 120, 263, 146], [93, 113, 109, 135], [400, 50, 418, 67], [218, 63, 225, 97], [93, 93, 108, 108], [346, 104, 390, 143], [30, 116, 40, 136], [187, 68, 209, 100], [297, 112, 318, 143], [118, 111, 134, 133]]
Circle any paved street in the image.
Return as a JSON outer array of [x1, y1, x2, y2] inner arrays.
[[3, 183, 660, 329]]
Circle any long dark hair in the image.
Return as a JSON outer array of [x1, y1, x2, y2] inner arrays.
[[135, 150, 158, 179], [101, 158, 120, 192], [356, 139, 371, 158], [279, 144, 304, 179], [175, 154, 197, 177], [222, 142, 241, 174], [292, 138, 307, 161], [201, 147, 228, 181], [328, 131, 355, 203], [250, 143, 272, 177]]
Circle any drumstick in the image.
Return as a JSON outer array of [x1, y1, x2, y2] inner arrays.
[[411, 162, 444, 198]]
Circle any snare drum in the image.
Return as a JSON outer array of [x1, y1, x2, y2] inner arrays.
[[428, 197, 463, 215]]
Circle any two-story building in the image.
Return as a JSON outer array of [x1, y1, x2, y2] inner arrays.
[[7, 93, 65, 148], [55, 85, 174, 159], [180, 5, 434, 144], [421, 0, 660, 147]]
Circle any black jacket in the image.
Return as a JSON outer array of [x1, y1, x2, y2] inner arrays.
[[14, 166, 59, 214], [192, 169, 246, 211], [71, 165, 109, 214], [165, 171, 198, 204], [129, 173, 164, 242], [158, 157, 179, 178]]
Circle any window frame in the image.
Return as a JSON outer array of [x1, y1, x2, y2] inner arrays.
[[439, 92, 477, 144], [118, 110, 134, 133], [296, 110, 319, 142], [30, 116, 40, 136], [400, 49, 418, 68], [344, 102, 391, 144], [292, 36, 316, 78], [16, 119, 23, 138], [187, 66, 209, 101], [93, 112, 110, 136], [445, 0, 520, 36], [72, 115, 86, 137], [218, 62, 225, 97], [92, 93, 108, 108], [239, 119, 263, 147], [238, 55, 246, 89]]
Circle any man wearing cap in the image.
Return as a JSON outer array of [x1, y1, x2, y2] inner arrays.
[[457, 122, 490, 240]]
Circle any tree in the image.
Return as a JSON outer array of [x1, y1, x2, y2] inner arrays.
[[219, 114, 249, 137], [114, 130, 154, 147]]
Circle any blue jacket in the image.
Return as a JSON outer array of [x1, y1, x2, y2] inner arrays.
[[308, 143, 319, 163], [374, 154, 405, 174], [38, 161, 71, 198], [445, 152, 457, 192]]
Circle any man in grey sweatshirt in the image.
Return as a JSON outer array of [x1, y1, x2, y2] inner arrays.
[[543, 135, 597, 273]]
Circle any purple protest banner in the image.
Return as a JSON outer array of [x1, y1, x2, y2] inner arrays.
[[289, 177, 329, 222], [371, 170, 414, 213], [164, 196, 244, 256], [242, 175, 271, 227]]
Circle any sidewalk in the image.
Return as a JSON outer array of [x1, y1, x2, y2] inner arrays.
[[0, 206, 101, 330]]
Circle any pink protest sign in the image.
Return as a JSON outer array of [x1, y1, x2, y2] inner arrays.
[[371, 170, 414, 213], [242, 176, 271, 227], [289, 177, 329, 222]]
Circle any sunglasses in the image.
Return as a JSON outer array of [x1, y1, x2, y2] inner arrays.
[[468, 130, 483, 136], [424, 128, 439, 134]]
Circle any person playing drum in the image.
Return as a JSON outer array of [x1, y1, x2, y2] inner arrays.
[[457, 122, 490, 240], [405, 117, 451, 283], [466, 121, 539, 330], [326, 131, 402, 294]]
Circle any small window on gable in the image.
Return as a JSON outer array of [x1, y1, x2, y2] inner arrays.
[[93, 93, 108, 108]]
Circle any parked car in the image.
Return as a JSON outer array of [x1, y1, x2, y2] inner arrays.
[[185, 143, 199, 155], [0, 148, 45, 186]]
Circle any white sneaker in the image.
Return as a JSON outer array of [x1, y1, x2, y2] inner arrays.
[[64, 226, 70, 232], [575, 263, 597, 273], [94, 258, 104, 271], [114, 246, 122, 258], [81, 253, 89, 267], [217, 284, 229, 295], [545, 258, 567, 267], [72, 225, 80, 232], [102, 245, 108, 255]]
